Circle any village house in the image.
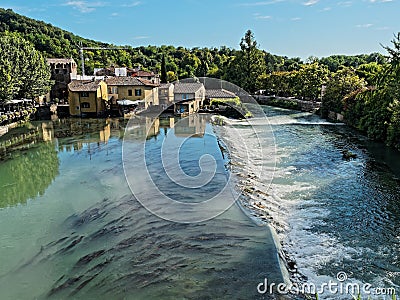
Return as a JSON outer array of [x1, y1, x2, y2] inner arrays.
[[94, 67, 160, 85], [68, 80, 109, 117], [94, 67, 127, 77], [47, 58, 78, 102], [158, 83, 174, 109], [105, 76, 159, 109], [173, 82, 205, 116], [128, 68, 160, 85]]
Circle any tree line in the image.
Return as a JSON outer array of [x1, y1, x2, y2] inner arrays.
[[0, 8, 398, 150], [0, 8, 385, 93]]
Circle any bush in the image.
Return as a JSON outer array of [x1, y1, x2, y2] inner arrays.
[[210, 97, 252, 119], [267, 97, 299, 110]]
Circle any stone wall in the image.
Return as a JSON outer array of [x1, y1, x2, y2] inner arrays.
[[254, 95, 321, 112]]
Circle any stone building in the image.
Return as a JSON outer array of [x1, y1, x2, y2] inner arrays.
[[47, 58, 78, 102]]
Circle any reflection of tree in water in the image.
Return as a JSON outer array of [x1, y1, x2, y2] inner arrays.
[[0, 142, 59, 208]]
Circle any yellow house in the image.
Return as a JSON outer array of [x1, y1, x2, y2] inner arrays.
[[68, 80, 109, 117], [106, 76, 159, 109]]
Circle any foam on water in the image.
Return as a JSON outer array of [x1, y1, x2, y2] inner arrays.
[[216, 106, 400, 299]]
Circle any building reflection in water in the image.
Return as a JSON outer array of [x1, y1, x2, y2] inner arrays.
[[172, 114, 207, 138], [126, 114, 208, 141], [0, 113, 210, 208], [40, 118, 117, 155]]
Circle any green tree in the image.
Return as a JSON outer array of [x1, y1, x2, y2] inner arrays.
[[264, 71, 294, 96], [166, 71, 177, 82], [321, 67, 366, 117], [355, 62, 383, 85], [0, 31, 52, 101], [225, 30, 266, 93], [295, 63, 329, 100], [18, 47, 53, 99], [338, 33, 400, 149]]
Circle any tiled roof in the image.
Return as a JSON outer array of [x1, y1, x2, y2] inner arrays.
[[106, 76, 159, 87], [47, 58, 76, 65], [160, 83, 173, 89], [139, 78, 160, 87], [68, 80, 102, 92], [205, 89, 237, 99], [174, 82, 204, 94], [132, 70, 159, 77], [106, 76, 144, 86]]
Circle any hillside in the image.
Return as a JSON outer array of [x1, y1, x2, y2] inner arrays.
[[0, 8, 238, 79], [0, 8, 386, 80]]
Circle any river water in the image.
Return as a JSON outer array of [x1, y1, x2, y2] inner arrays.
[[0, 115, 283, 299], [0, 107, 399, 299], [220, 105, 400, 299]]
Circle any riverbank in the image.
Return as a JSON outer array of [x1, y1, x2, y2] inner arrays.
[[254, 95, 321, 113], [0, 121, 29, 138]]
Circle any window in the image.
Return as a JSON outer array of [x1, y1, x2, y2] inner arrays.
[[81, 102, 90, 108], [81, 92, 89, 97], [128, 89, 133, 96], [108, 86, 118, 94], [76, 106, 80, 110], [135, 89, 142, 97]]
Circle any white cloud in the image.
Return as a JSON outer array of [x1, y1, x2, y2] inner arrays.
[[256, 15, 272, 19], [338, 1, 352, 7], [369, 0, 393, 2], [253, 13, 272, 20], [63, 1, 107, 13], [356, 23, 373, 28], [303, 0, 319, 6], [291, 17, 301, 21], [122, 1, 141, 7], [238, 0, 284, 6], [133, 36, 150, 40], [6, 6, 48, 14]]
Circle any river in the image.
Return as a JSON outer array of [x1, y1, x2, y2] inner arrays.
[[0, 107, 399, 299], [220, 105, 400, 299], [0, 115, 283, 299]]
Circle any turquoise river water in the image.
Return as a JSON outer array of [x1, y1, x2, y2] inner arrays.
[[0, 106, 399, 299]]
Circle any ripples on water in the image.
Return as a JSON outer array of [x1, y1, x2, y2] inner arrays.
[[0, 116, 283, 299], [222, 106, 400, 299]]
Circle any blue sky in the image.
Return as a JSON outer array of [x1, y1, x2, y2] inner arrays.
[[2, 0, 398, 59]]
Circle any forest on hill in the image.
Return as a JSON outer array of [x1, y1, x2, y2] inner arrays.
[[0, 8, 386, 87], [0, 7, 399, 150]]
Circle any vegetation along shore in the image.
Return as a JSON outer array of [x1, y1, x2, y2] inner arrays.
[[0, 7, 399, 151]]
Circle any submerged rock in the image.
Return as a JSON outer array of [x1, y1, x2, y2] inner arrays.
[[342, 149, 357, 160]]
